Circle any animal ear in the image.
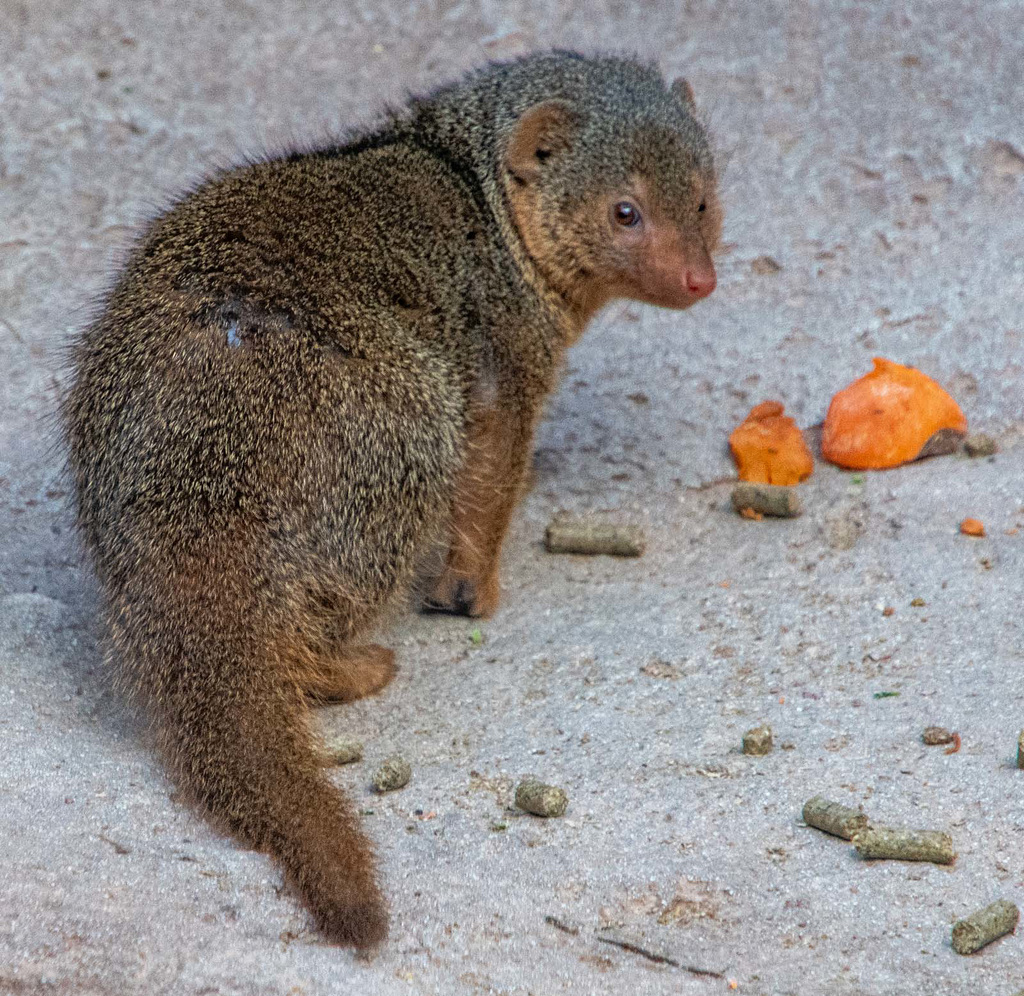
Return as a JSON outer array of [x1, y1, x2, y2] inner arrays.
[[505, 100, 578, 185], [671, 77, 696, 112]]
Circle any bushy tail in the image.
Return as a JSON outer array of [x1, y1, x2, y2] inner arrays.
[[109, 573, 388, 949]]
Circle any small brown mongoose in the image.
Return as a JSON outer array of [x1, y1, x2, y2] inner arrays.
[[61, 50, 722, 949]]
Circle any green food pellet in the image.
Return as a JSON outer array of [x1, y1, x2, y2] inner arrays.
[[372, 756, 411, 793], [742, 724, 773, 755], [802, 796, 869, 840], [544, 520, 646, 556], [731, 484, 800, 519], [951, 899, 1019, 955], [515, 778, 568, 817], [326, 737, 364, 765], [852, 826, 954, 864], [963, 433, 997, 458]]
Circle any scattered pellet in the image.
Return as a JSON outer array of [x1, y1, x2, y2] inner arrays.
[[952, 899, 1019, 955], [544, 520, 645, 557], [372, 755, 411, 793], [802, 796, 868, 840], [1017, 730, 1024, 770], [922, 726, 956, 746], [515, 778, 568, 817], [731, 483, 801, 519], [963, 433, 998, 458], [852, 826, 955, 865], [326, 737, 363, 765], [750, 255, 783, 275], [826, 518, 860, 550], [824, 497, 867, 551], [742, 724, 773, 756]]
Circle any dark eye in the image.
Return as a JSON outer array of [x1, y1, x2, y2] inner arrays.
[[612, 201, 641, 227], [698, 201, 707, 213]]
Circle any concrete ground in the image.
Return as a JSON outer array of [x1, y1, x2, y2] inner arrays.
[[2, 1, 1022, 993]]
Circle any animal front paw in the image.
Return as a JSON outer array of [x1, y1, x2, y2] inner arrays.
[[421, 567, 500, 618]]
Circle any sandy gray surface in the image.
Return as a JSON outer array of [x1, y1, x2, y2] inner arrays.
[[2, 1, 1023, 994]]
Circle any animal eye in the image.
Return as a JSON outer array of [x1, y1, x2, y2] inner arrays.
[[698, 201, 707, 213], [612, 201, 641, 227]]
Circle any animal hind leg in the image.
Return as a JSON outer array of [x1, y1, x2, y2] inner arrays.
[[286, 576, 398, 703], [301, 643, 397, 703]]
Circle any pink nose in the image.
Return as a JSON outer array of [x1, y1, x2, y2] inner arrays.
[[686, 266, 717, 299]]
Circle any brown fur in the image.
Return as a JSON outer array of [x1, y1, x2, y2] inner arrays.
[[60, 50, 722, 948]]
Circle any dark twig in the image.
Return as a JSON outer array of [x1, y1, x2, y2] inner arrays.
[[544, 914, 580, 936], [98, 833, 131, 855], [596, 933, 724, 978]]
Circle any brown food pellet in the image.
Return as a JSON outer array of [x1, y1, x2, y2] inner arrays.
[[922, 726, 956, 746]]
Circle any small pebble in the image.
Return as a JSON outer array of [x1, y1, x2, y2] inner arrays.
[[515, 778, 568, 817], [326, 737, 364, 765], [963, 433, 998, 457], [922, 726, 956, 746], [372, 755, 411, 793], [742, 724, 773, 756]]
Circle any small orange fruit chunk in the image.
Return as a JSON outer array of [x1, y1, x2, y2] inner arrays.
[[960, 518, 985, 537], [729, 400, 814, 485], [822, 357, 967, 470]]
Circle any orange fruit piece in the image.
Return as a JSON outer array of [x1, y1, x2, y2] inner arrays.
[[729, 400, 814, 485], [960, 518, 985, 537], [822, 358, 967, 470]]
